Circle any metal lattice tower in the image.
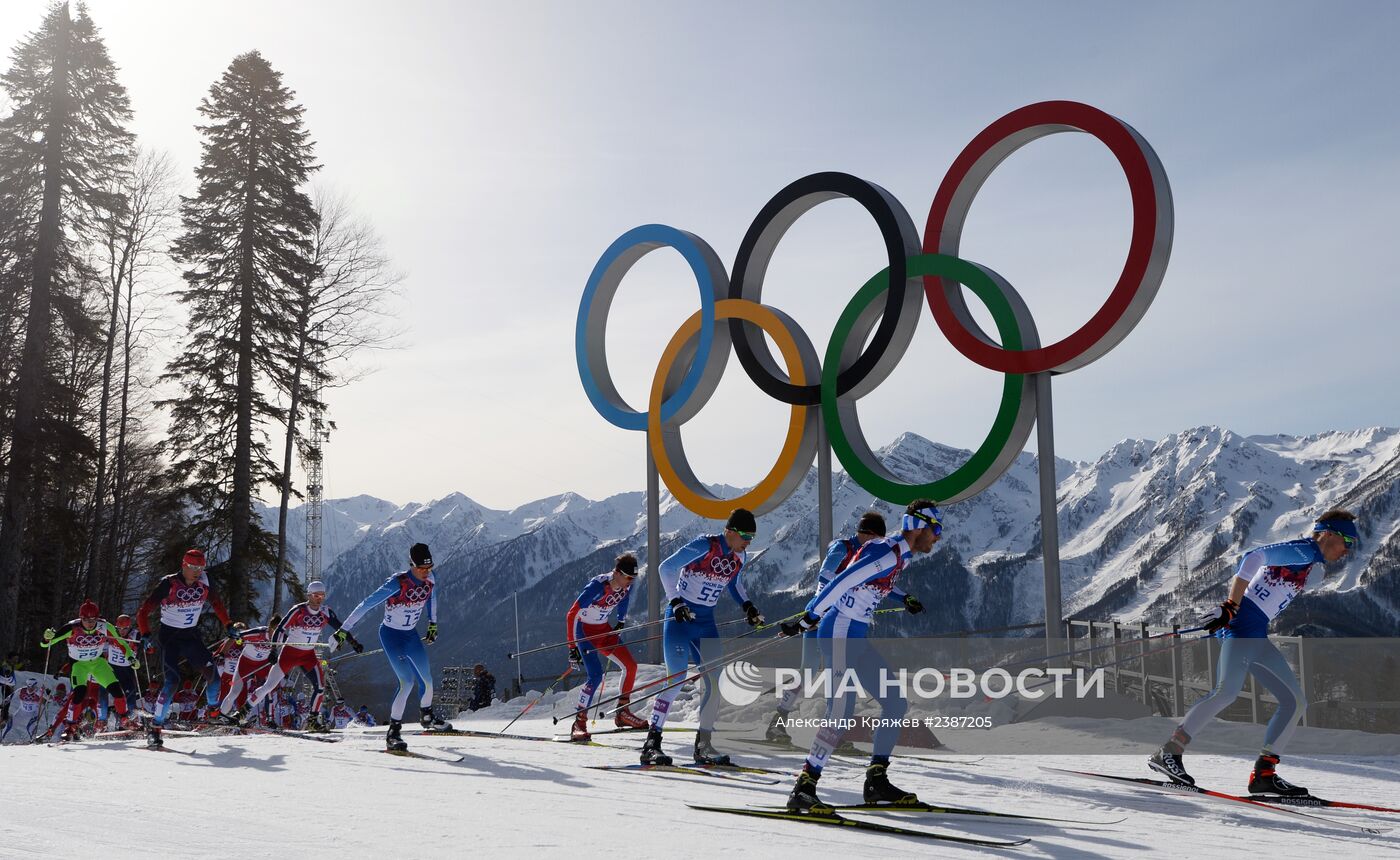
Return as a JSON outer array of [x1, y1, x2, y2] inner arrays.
[[302, 376, 330, 585]]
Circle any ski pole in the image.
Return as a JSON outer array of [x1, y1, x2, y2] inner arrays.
[[501, 665, 574, 734], [591, 630, 792, 719], [996, 625, 1208, 672], [507, 616, 746, 660]]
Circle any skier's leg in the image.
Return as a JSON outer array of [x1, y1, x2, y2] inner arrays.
[[864, 641, 905, 762], [575, 643, 605, 712], [400, 634, 433, 709], [379, 627, 417, 721], [1250, 641, 1306, 754], [805, 613, 861, 773], [648, 613, 695, 731], [1177, 637, 1255, 741], [694, 620, 723, 733]]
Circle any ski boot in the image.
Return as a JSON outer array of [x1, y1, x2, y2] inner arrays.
[[613, 698, 647, 730], [639, 728, 672, 766], [385, 719, 408, 752], [304, 714, 330, 734], [225, 703, 253, 727], [765, 709, 793, 743], [1148, 747, 1195, 786], [786, 766, 832, 814], [94, 719, 108, 734], [863, 762, 918, 805], [1248, 753, 1309, 797], [692, 730, 731, 766], [570, 709, 591, 742], [420, 706, 451, 731], [145, 722, 163, 749]]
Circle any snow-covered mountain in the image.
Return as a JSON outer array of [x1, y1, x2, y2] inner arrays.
[[265, 426, 1400, 704]]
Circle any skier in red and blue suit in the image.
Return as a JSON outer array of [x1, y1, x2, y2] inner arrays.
[[340, 542, 449, 751], [564, 553, 646, 741], [135, 548, 234, 747], [639, 508, 766, 768]]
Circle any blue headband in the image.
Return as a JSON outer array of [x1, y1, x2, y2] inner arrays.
[[1313, 518, 1360, 545]]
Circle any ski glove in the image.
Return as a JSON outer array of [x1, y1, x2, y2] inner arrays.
[[141, 634, 156, 652], [902, 594, 925, 615], [425, 623, 438, 644], [42, 627, 55, 642], [131, 659, 140, 671], [670, 598, 696, 623], [612, 620, 626, 631], [742, 600, 765, 627], [568, 645, 583, 665], [780, 612, 821, 637], [1201, 599, 1239, 633], [224, 624, 240, 640], [335, 629, 364, 653]]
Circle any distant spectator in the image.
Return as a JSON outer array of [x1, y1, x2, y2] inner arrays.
[[469, 664, 495, 711]]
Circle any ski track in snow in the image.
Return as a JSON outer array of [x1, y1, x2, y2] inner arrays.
[[3, 690, 1398, 859]]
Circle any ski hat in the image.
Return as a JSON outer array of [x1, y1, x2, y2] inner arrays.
[[183, 548, 206, 567], [79, 599, 100, 620], [25, 677, 38, 688], [306, 580, 327, 594], [409, 543, 433, 567], [725, 508, 757, 536], [115, 613, 131, 627], [856, 511, 887, 536]]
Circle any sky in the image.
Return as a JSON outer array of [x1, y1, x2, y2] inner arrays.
[[2, 0, 1398, 511]]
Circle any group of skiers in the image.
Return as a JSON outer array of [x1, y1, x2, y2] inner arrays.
[[558, 502, 1360, 810], [5, 500, 1361, 809]]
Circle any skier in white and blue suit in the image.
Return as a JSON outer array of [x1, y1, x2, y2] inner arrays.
[[782, 499, 942, 813], [1149, 509, 1359, 797]]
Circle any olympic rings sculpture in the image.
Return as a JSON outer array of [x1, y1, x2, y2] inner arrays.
[[577, 101, 1173, 518]]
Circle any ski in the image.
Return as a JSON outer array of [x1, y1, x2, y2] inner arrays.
[[721, 736, 981, 766], [253, 726, 342, 744], [578, 725, 697, 736], [1251, 795, 1400, 814], [419, 727, 613, 748], [1042, 767, 1388, 835], [587, 763, 781, 785], [144, 745, 197, 756], [688, 805, 1030, 848], [382, 748, 465, 763], [761, 800, 1124, 826]]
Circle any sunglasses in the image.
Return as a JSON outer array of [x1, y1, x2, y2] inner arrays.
[[729, 528, 755, 541], [912, 513, 943, 536], [1332, 532, 1356, 547], [616, 568, 637, 578]]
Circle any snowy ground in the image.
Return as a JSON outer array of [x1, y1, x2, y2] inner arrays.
[[2, 675, 1398, 858]]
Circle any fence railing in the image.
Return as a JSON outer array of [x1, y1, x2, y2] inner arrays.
[[1063, 619, 1400, 733]]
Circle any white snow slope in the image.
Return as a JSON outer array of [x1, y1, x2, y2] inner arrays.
[[2, 676, 1398, 859]]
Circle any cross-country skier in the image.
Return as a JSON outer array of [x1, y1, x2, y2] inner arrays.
[[352, 705, 377, 727], [565, 553, 646, 741], [214, 627, 244, 695], [0, 651, 19, 726], [330, 701, 355, 729], [765, 511, 915, 744], [136, 548, 235, 747], [1149, 509, 1360, 797], [233, 581, 357, 732], [340, 542, 448, 751], [95, 613, 142, 732], [640, 508, 766, 767], [1, 678, 44, 743], [217, 618, 278, 717], [781, 500, 942, 813], [39, 600, 138, 742]]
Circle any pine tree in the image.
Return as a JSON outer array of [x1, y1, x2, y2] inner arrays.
[[163, 50, 318, 618], [0, 2, 132, 651]]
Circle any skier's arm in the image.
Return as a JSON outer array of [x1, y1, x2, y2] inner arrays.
[[658, 536, 712, 601], [206, 586, 232, 627], [805, 544, 898, 617], [567, 580, 606, 643], [816, 540, 849, 587], [270, 611, 292, 643], [427, 580, 437, 625], [341, 577, 399, 631], [726, 561, 751, 606], [1233, 550, 1265, 585], [136, 579, 173, 636], [40, 625, 74, 648], [616, 585, 633, 625]]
